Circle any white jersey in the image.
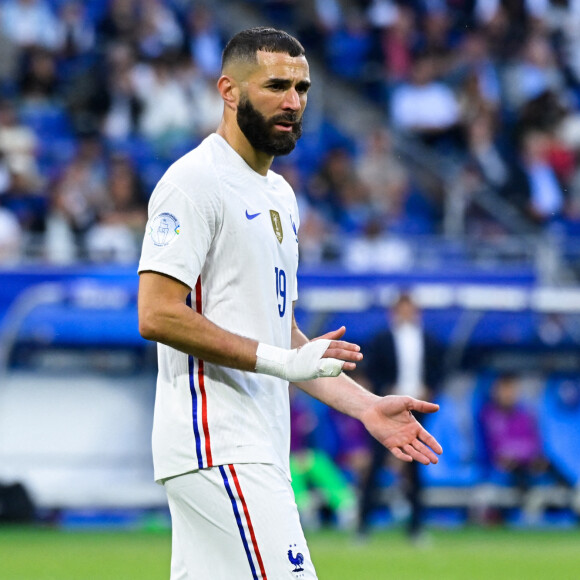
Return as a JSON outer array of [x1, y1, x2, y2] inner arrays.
[[138, 133, 300, 483]]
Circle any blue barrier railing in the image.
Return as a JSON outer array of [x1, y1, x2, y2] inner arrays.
[[1, 264, 578, 350]]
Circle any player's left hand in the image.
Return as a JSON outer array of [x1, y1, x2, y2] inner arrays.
[[360, 395, 443, 464]]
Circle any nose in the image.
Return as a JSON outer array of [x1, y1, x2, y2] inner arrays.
[[282, 88, 301, 111]]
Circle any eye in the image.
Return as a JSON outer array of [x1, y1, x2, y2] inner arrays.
[[296, 82, 310, 95]]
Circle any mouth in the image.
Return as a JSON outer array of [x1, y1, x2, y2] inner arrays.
[[273, 122, 294, 132]]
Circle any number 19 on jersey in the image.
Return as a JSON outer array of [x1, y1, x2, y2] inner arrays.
[[275, 267, 286, 318]]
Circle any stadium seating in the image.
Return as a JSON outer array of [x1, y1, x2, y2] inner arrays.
[[540, 376, 580, 485]]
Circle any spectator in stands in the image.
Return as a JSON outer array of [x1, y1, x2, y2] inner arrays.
[[389, 51, 461, 150], [325, 7, 375, 83], [98, 153, 147, 233], [296, 203, 340, 265], [558, 1, 580, 87], [517, 88, 569, 143], [0, 152, 10, 196], [54, 0, 96, 61], [413, 5, 456, 75], [97, 0, 140, 48], [457, 70, 496, 134], [77, 130, 109, 178], [474, 0, 546, 61], [83, 153, 146, 263], [18, 47, 61, 105], [479, 373, 573, 521], [452, 31, 501, 128], [0, 99, 39, 181], [558, 119, 580, 225], [356, 127, 411, 221], [343, 217, 414, 272], [134, 53, 191, 148], [375, 4, 417, 84], [176, 54, 223, 140], [48, 136, 108, 242], [465, 112, 509, 191], [85, 219, 139, 263], [545, 130, 577, 191], [100, 43, 143, 141], [334, 172, 373, 233], [358, 292, 444, 543], [0, 0, 59, 51], [365, 0, 398, 32], [306, 147, 354, 225], [136, 0, 183, 60], [184, 5, 224, 79], [44, 131, 110, 261], [307, 147, 382, 233], [502, 33, 567, 115], [0, 20, 20, 92], [503, 129, 568, 225], [294, 0, 343, 54], [44, 179, 77, 263], [49, 165, 99, 241], [276, 160, 339, 265], [0, 157, 47, 245], [0, 206, 23, 263]]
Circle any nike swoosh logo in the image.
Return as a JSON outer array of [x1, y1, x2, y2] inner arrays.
[[246, 210, 261, 220]]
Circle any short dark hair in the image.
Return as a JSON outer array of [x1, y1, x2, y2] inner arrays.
[[221, 27, 305, 71]]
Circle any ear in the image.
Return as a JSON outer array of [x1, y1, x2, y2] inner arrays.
[[217, 75, 239, 112]]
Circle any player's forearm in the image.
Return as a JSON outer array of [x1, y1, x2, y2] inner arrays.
[[140, 279, 353, 381], [294, 372, 379, 421], [139, 301, 258, 371], [291, 323, 378, 420]]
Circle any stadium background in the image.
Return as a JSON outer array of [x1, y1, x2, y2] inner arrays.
[[1, 0, 580, 578]]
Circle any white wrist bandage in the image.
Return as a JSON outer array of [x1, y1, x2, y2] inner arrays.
[[255, 340, 344, 382]]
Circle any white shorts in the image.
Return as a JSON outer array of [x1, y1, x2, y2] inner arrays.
[[165, 463, 318, 580]]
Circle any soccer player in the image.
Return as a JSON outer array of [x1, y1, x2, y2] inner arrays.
[[138, 27, 442, 580]]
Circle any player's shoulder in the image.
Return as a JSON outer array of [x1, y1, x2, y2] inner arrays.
[[144, 136, 227, 222], [163, 135, 222, 190]]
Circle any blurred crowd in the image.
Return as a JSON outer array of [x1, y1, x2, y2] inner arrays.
[[0, 0, 224, 264], [258, 0, 580, 265], [4, 0, 580, 269]]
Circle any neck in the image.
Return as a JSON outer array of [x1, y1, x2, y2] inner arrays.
[[216, 119, 273, 176]]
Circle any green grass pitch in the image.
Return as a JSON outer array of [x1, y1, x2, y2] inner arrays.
[[1, 526, 579, 579]]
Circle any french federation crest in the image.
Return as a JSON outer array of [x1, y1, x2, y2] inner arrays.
[[270, 210, 283, 244], [287, 547, 304, 573]]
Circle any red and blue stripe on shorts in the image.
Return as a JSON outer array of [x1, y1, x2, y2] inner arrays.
[[220, 464, 268, 580]]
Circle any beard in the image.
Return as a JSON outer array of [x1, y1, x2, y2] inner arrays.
[[236, 95, 303, 157]]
